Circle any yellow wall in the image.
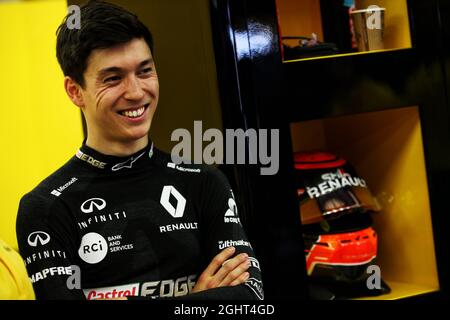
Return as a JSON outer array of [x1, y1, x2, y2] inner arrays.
[[0, 0, 84, 249], [276, 0, 324, 45], [323, 107, 438, 288]]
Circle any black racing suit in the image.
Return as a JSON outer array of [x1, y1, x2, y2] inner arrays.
[[16, 141, 263, 300]]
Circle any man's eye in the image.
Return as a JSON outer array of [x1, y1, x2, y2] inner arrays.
[[104, 76, 121, 83], [139, 68, 152, 75]]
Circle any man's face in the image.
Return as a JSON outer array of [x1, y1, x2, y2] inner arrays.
[[79, 38, 159, 145]]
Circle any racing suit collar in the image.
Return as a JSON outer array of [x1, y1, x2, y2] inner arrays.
[[75, 139, 154, 171]]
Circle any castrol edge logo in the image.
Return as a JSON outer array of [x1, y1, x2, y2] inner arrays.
[[83, 283, 139, 300], [76, 149, 107, 169], [83, 275, 197, 299]]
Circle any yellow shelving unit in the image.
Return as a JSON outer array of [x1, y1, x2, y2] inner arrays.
[[291, 106, 440, 299], [278, 0, 412, 62]]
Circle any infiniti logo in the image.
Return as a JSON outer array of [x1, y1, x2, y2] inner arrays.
[[27, 231, 51, 247], [81, 198, 106, 213]]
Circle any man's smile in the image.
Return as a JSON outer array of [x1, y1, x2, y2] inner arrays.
[[118, 103, 150, 119]]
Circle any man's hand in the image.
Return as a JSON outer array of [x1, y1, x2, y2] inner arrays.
[[192, 247, 250, 293]]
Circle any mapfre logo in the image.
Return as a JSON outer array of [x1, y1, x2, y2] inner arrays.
[[160, 186, 186, 218], [27, 231, 50, 247], [78, 232, 108, 264], [81, 198, 106, 213]]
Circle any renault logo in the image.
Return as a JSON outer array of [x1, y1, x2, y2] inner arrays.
[[160, 186, 186, 218], [27, 231, 51, 247], [81, 198, 106, 213]]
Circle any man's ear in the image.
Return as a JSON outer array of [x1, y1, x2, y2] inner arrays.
[[64, 76, 85, 108]]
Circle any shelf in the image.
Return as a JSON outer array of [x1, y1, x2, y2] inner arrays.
[[211, 0, 449, 300], [282, 47, 411, 64], [281, 47, 421, 123], [277, 0, 412, 62], [290, 106, 440, 300], [354, 281, 439, 300]]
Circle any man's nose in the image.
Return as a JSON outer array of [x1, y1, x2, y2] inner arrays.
[[123, 76, 145, 101]]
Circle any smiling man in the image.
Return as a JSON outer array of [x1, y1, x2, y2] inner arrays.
[[15, 0, 263, 300], [67, 38, 158, 156]]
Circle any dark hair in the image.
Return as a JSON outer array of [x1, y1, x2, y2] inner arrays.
[[56, 0, 154, 88]]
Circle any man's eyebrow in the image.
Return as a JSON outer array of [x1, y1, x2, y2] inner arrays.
[[139, 58, 153, 67], [97, 58, 154, 77]]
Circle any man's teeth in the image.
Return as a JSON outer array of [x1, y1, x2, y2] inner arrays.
[[121, 106, 145, 118]]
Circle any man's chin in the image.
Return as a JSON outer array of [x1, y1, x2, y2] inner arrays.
[[122, 130, 151, 143]]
